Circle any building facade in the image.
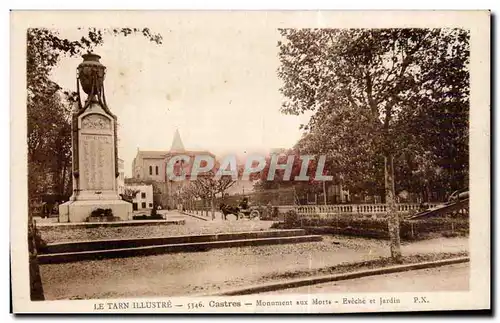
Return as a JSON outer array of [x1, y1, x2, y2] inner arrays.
[[131, 129, 215, 208], [125, 184, 154, 211]]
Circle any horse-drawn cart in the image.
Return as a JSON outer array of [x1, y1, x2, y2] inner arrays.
[[238, 206, 261, 220], [219, 203, 263, 220]]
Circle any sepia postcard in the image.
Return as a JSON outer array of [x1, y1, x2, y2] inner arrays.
[[10, 10, 490, 314]]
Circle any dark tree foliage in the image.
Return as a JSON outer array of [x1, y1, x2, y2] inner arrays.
[[277, 28, 469, 261], [277, 28, 469, 200]]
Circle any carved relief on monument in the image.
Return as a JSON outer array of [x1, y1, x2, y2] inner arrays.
[[81, 114, 111, 131], [80, 134, 114, 191]]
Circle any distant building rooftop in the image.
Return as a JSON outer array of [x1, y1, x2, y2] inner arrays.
[[170, 128, 185, 153], [135, 130, 215, 160]]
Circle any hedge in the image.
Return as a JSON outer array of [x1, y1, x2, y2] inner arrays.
[[132, 214, 164, 220], [274, 210, 469, 241]]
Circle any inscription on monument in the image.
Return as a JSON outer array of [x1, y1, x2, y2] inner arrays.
[[80, 134, 114, 190], [82, 114, 112, 130]]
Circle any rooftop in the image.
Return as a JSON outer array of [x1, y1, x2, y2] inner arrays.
[[135, 130, 215, 160], [170, 128, 185, 152]]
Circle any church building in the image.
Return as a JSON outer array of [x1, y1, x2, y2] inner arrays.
[[130, 130, 215, 208]]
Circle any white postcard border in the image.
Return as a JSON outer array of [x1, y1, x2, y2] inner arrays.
[[10, 10, 491, 313]]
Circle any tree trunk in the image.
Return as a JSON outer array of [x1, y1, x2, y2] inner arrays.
[[425, 184, 431, 203], [28, 211, 45, 301], [211, 195, 215, 220], [385, 154, 402, 263], [322, 181, 327, 205], [60, 159, 67, 197]]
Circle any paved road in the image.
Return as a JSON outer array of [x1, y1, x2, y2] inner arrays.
[[37, 211, 469, 300], [259, 263, 469, 295], [40, 222, 468, 300]]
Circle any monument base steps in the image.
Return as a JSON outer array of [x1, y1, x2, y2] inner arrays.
[[58, 199, 133, 223]]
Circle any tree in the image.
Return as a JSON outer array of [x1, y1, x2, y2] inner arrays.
[[185, 171, 236, 220], [122, 188, 140, 203], [27, 27, 163, 298], [277, 28, 469, 262]]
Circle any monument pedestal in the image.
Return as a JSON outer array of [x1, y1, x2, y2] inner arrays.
[[58, 53, 133, 223], [57, 100, 133, 223], [59, 199, 132, 223]]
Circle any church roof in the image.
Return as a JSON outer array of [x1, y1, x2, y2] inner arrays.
[[135, 130, 215, 161], [170, 129, 185, 152], [136, 150, 169, 159], [136, 149, 215, 160], [165, 150, 215, 158]]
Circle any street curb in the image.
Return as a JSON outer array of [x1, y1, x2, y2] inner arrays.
[[182, 212, 209, 221], [205, 257, 470, 296]]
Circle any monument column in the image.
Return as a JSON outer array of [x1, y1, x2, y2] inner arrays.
[[59, 53, 132, 222]]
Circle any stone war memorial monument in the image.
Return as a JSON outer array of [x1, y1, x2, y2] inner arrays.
[[59, 53, 132, 222]]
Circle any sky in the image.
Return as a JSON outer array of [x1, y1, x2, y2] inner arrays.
[[51, 25, 312, 177]]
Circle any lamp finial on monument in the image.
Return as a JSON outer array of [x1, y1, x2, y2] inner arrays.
[[76, 52, 109, 112]]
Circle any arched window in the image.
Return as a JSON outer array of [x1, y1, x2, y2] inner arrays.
[[155, 166, 159, 175], [149, 165, 153, 175]]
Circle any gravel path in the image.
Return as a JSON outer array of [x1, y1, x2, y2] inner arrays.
[[39, 235, 468, 300], [39, 212, 274, 243], [259, 263, 469, 294]]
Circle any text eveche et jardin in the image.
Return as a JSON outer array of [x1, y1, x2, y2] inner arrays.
[[165, 154, 333, 182]]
